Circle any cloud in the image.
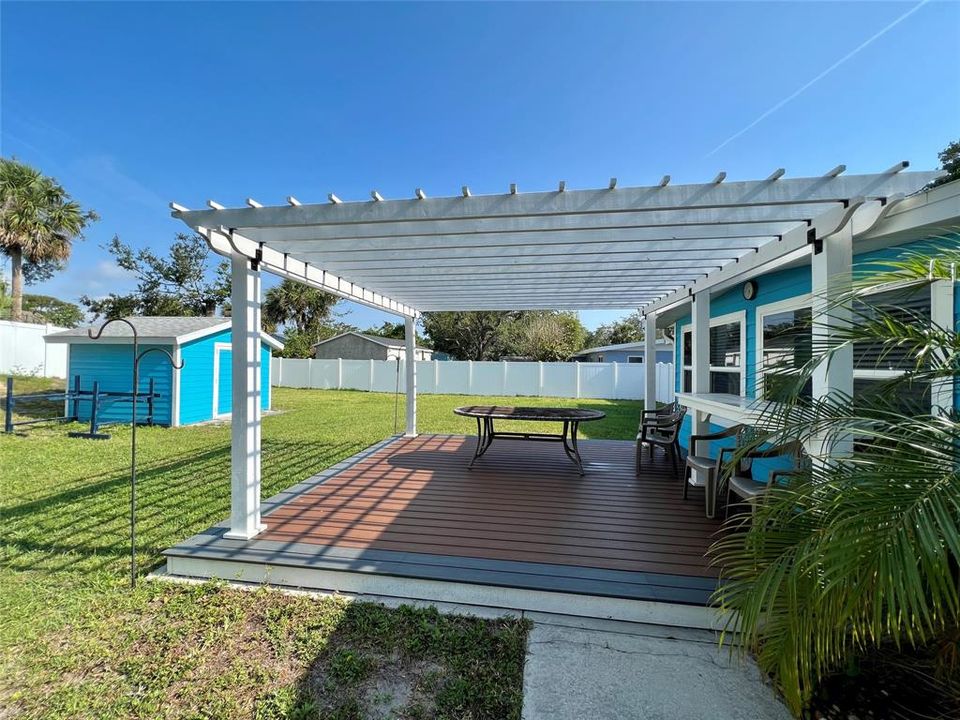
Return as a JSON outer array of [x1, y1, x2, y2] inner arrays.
[[71, 154, 167, 210], [95, 259, 136, 281], [706, 0, 930, 156]]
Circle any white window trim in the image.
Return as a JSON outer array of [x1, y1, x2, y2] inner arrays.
[[211, 342, 232, 419], [680, 326, 692, 392], [755, 282, 954, 413], [680, 310, 747, 397], [756, 293, 812, 399], [708, 310, 747, 397]]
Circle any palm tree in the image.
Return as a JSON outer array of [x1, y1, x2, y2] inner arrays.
[[711, 240, 960, 715], [0, 158, 97, 321], [262, 278, 339, 337]]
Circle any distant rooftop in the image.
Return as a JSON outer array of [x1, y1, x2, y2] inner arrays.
[[571, 338, 673, 357], [312, 330, 431, 350]]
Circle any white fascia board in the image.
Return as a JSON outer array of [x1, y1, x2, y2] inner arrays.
[[199, 227, 418, 318], [171, 172, 938, 231], [856, 180, 960, 242], [44, 334, 180, 345], [260, 333, 285, 351], [173, 322, 232, 345]]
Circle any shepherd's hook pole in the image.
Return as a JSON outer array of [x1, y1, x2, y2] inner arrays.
[[88, 319, 183, 588]]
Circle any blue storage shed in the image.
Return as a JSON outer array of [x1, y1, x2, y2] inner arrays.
[[45, 317, 283, 427]]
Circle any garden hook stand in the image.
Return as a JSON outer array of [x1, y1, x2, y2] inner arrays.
[[87, 319, 184, 588]]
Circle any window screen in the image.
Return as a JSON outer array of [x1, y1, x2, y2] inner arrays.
[[853, 285, 931, 372], [762, 307, 813, 400], [710, 322, 741, 367]]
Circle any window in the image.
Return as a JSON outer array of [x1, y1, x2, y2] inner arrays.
[[758, 299, 813, 402], [756, 281, 951, 414], [679, 312, 745, 396], [709, 320, 743, 395], [627, 355, 644, 364], [852, 284, 933, 414]]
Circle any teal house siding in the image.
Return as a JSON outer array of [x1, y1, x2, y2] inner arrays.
[[68, 344, 174, 425], [670, 234, 959, 479], [177, 328, 273, 426]]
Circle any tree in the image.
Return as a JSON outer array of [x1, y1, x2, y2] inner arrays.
[[262, 279, 341, 358], [930, 139, 960, 188], [363, 321, 405, 340], [80, 234, 230, 319], [509, 311, 587, 361], [584, 310, 645, 347], [21, 294, 83, 327], [0, 158, 97, 321], [421, 311, 524, 360], [712, 243, 960, 714]]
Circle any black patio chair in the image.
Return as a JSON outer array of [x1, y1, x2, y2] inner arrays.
[[636, 406, 687, 478]]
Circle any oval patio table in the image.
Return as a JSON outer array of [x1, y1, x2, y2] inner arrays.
[[453, 405, 605, 476]]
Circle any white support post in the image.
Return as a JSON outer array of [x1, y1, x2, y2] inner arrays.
[[404, 316, 417, 437], [225, 255, 265, 540], [691, 291, 711, 436], [644, 313, 657, 406], [811, 223, 854, 459]]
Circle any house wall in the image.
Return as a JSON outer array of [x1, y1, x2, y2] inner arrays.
[[67, 343, 174, 425], [178, 328, 272, 425], [314, 335, 390, 361], [671, 235, 958, 456]]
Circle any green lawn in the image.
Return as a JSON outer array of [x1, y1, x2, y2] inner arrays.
[[0, 385, 640, 719]]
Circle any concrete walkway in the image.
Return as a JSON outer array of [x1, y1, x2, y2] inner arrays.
[[522, 613, 791, 720]]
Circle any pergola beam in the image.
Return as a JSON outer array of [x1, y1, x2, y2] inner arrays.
[[200, 227, 418, 317]]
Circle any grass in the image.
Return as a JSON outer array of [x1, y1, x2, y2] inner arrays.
[[0, 383, 640, 719]]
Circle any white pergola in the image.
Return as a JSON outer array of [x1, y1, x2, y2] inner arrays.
[[172, 165, 941, 539]]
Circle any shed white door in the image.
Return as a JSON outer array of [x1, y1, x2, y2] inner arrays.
[[212, 343, 232, 418]]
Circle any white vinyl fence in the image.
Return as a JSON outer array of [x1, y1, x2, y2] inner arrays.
[[273, 358, 675, 403], [0, 320, 68, 378]]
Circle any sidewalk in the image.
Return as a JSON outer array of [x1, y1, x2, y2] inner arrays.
[[522, 613, 791, 720]]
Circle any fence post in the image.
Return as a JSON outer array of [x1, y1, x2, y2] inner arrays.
[[501, 360, 508, 395], [337, 358, 343, 390], [468, 360, 473, 394], [575, 363, 581, 399], [369, 358, 375, 391], [434, 360, 440, 392], [4, 376, 13, 434], [612, 362, 619, 399], [72, 375, 81, 420], [146, 377, 155, 426], [538, 362, 544, 396], [89, 381, 101, 435]]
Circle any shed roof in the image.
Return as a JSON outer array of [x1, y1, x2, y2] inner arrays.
[[46, 316, 284, 350], [172, 166, 941, 317], [311, 330, 431, 351], [571, 338, 674, 357]]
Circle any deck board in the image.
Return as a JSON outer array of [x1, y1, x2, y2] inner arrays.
[[165, 434, 724, 606], [257, 434, 722, 579]]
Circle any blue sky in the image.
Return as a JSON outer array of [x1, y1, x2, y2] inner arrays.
[[2, 1, 958, 331]]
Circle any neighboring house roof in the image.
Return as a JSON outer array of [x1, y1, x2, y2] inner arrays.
[[570, 339, 674, 357], [311, 331, 431, 352], [45, 316, 284, 350]]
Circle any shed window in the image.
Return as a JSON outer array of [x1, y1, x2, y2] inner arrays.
[[627, 355, 644, 364], [708, 318, 743, 396]]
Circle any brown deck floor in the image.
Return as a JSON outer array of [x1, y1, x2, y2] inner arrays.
[[257, 434, 722, 579]]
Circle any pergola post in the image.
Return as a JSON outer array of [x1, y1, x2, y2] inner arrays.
[[404, 315, 417, 436], [811, 223, 854, 458], [225, 255, 266, 540], [691, 290, 711, 436], [643, 313, 658, 407]]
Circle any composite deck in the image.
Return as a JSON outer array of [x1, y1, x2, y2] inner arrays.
[[164, 434, 723, 609]]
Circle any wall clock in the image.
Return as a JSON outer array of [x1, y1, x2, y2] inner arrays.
[[742, 280, 758, 301]]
